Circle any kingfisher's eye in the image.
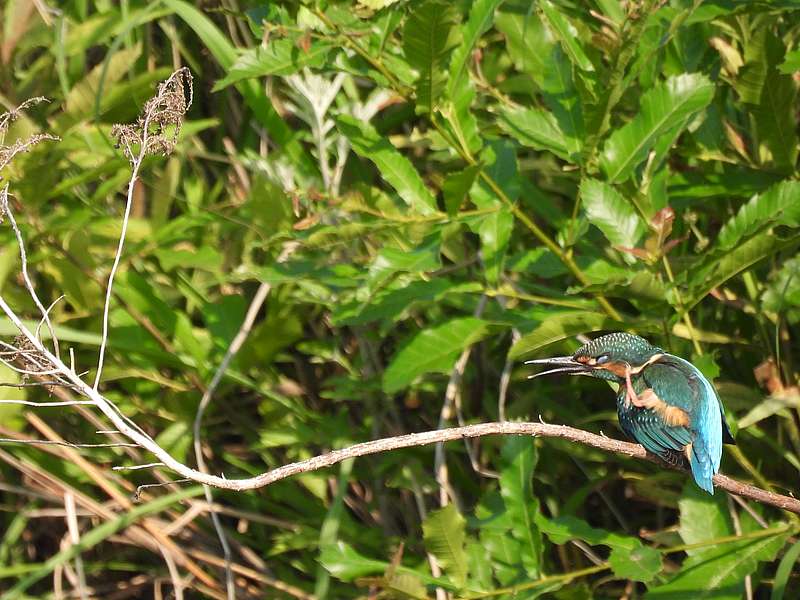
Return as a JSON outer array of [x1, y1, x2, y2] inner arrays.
[[596, 354, 610, 365]]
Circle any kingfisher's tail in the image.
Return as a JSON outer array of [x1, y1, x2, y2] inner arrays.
[[689, 440, 716, 494]]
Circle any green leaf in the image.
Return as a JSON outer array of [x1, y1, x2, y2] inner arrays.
[[609, 545, 662, 582], [497, 106, 572, 161], [442, 0, 501, 156], [580, 178, 646, 250], [499, 436, 543, 578], [320, 542, 389, 581], [447, 0, 502, 99], [762, 255, 800, 323], [495, 10, 554, 83], [336, 115, 437, 215], [778, 48, 800, 73], [540, 46, 585, 159], [539, 0, 594, 72], [716, 181, 800, 251], [383, 317, 490, 392], [752, 67, 798, 171], [368, 239, 442, 291], [213, 40, 331, 90], [537, 515, 641, 551], [677, 483, 732, 553], [646, 528, 790, 599], [443, 165, 481, 215], [689, 232, 800, 310], [320, 542, 456, 589], [402, 0, 460, 116], [509, 311, 625, 360], [423, 504, 468, 587], [469, 208, 513, 286], [771, 539, 800, 600], [601, 74, 715, 182]]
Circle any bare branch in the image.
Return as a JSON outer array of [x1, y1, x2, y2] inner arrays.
[[0, 399, 94, 407]]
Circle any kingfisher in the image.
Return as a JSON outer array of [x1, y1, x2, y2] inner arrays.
[[526, 332, 735, 494]]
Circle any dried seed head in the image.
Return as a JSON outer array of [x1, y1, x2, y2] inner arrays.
[[111, 68, 194, 163], [0, 98, 59, 173]]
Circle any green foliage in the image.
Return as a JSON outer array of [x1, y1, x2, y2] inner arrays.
[[2, 0, 800, 598]]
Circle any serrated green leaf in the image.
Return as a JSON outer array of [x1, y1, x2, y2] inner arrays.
[[540, 45, 585, 160], [580, 178, 646, 250], [762, 255, 800, 323], [601, 74, 715, 182], [688, 232, 800, 310], [497, 106, 571, 161], [213, 40, 331, 90], [442, 0, 500, 156], [447, 0, 502, 98], [499, 436, 543, 578], [443, 165, 481, 215], [336, 115, 437, 215], [403, 0, 461, 115], [752, 67, 798, 171], [509, 311, 625, 359], [383, 317, 490, 392], [716, 181, 800, 251], [609, 545, 662, 582], [539, 0, 594, 72], [423, 504, 468, 587], [467, 208, 513, 286], [495, 10, 554, 83]]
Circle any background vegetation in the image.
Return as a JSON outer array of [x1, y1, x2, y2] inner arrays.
[[1, 0, 800, 597]]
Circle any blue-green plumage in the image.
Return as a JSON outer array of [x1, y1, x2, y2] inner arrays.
[[527, 332, 735, 494]]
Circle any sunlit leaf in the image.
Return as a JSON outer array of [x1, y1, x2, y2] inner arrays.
[[509, 311, 626, 359], [539, 0, 594, 72], [213, 40, 331, 90], [601, 74, 714, 182], [579, 178, 646, 251], [423, 504, 468, 587], [402, 0, 460, 115], [717, 181, 800, 251], [383, 317, 491, 392], [336, 115, 438, 215], [498, 106, 572, 161]]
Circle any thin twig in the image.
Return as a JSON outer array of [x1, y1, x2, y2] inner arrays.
[[63, 491, 88, 600], [0, 438, 139, 448], [192, 280, 273, 600]]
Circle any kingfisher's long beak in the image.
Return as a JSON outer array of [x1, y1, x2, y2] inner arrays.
[[524, 356, 591, 379]]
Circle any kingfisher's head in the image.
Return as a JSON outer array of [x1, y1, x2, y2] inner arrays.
[[526, 332, 663, 383]]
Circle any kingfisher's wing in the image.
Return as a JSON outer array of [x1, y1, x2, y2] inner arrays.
[[617, 363, 693, 460], [642, 355, 727, 493]]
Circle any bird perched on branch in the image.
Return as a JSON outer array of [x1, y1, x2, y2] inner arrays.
[[527, 332, 735, 494]]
